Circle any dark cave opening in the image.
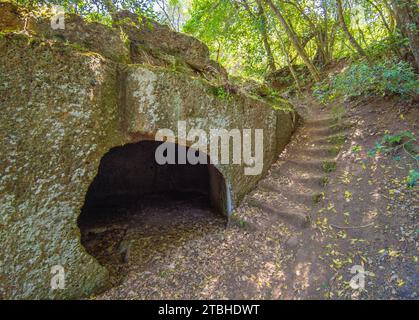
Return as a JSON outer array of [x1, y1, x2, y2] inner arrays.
[[77, 140, 228, 284]]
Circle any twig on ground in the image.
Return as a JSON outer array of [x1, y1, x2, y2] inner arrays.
[[330, 222, 374, 229]]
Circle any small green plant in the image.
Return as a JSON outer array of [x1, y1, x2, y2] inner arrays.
[[211, 86, 230, 100], [344, 190, 353, 202], [320, 176, 329, 187], [85, 12, 113, 27], [323, 161, 337, 173], [330, 145, 342, 157], [229, 213, 248, 229], [368, 131, 416, 156], [66, 41, 89, 52], [119, 27, 130, 47], [351, 145, 362, 154], [312, 192, 326, 204], [169, 58, 185, 73], [368, 131, 418, 187], [328, 133, 346, 145], [406, 169, 419, 187], [382, 131, 414, 147], [237, 218, 246, 228], [331, 105, 345, 125], [158, 270, 170, 278]]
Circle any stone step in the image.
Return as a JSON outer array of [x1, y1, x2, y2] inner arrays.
[[289, 145, 339, 158], [310, 131, 349, 145], [302, 117, 336, 127], [257, 180, 322, 204], [282, 154, 337, 163], [247, 197, 310, 229], [303, 125, 338, 136], [270, 160, 325, 178]]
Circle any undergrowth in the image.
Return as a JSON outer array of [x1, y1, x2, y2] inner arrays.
[[314, 59, 419, 103], [368, 131, 418, 187]]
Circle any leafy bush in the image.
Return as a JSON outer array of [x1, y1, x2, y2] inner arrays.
[[314, 60, 419, 102], [364, 34, 410, 61], [367, 131, 416, 157], [367, 131, 418, 187], [322, 161, 337, 173], [407, 169, 419, 187], [211, 86, 230, 100]]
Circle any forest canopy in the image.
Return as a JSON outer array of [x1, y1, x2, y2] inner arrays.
[[10, 0, 419, 82]]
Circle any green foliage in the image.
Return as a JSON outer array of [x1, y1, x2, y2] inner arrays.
[[364, 34, 410, 61], [230, 214, 248, 229], [11, 0, 417, 85], [84, 12, 113, 27], [330, 145, 341, 156], [183, 0, 405, 80], [406, 169, 419, 187], [368, 131, 416, 156], [237, 218, 246, 228], [351, 145, 362, 154], [211, 86, 230, 100], [328, 133, 346, 145], [314, 60, 419, 102], [320, 176, 329, 187], [312, 192, 326, 204], [322, 161, 337, 173], [368, 131, 418, 187], [382, 131, 414, 147], [183, 0, 269, 78], [12, 0, 158, 23]]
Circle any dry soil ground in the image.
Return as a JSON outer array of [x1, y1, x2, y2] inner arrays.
[[82, 92, 418, 300]]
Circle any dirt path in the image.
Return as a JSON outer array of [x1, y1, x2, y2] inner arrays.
[[89, 93, 417, 300]]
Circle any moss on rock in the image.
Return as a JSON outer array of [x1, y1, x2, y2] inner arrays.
[[0, 3, 298, 299]]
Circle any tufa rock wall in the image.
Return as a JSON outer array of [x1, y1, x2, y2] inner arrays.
[[0, 2, 297, 299]]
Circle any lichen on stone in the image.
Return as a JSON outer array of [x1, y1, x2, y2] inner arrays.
[[0, 2, 297, 299]]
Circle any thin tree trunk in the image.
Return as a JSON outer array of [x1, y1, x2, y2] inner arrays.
[[382, 0, 397, 31], [328, 22, 338, 59], [336, 0, 367, 57], [284, 0, 330, 65], [321, 0, 331, 62], [256, 0, 276, 71], [272, 23, 302, 92], [365, 0, 392, 33], [238, 0, 276, 71], [265, 0, 321, 81], [281, 41, 302, 93], [103, 0, 116, 14], [391, 0, 419, 70], [215, 40, 221, 62], [357, 20, 368, 47]]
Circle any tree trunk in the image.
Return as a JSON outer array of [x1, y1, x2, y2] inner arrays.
[[272, 23, 302, 92], [256, 0, 276, 71], [321, 0, 331, 63], [391, 0, 419, 70], [382, 0, 397, 31], [281, 42, 302, 93], [336, 0, 367, 57], [365, 0, 392, 33], [265, 0, 321, 81]]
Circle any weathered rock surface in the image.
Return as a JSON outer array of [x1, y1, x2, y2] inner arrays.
[[112, 10, 227, 79], [0, 2, 297, 299]]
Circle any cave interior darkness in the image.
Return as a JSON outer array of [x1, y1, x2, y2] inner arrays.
[[77, 140, 228, 233]]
